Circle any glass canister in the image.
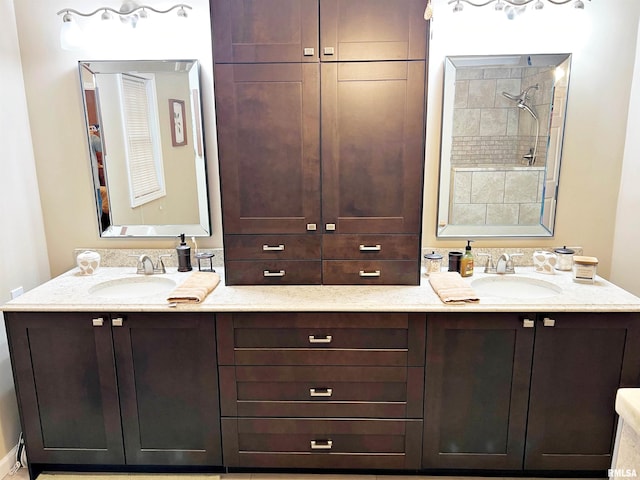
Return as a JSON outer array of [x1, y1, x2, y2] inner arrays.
[[554, 246, 575, 271], [424, 251, 443, 275]]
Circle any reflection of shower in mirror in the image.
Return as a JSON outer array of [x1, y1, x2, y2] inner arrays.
[[502, 84, 539, 165]]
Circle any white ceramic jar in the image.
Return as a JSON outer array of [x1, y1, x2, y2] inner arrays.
[[76, 250, 101, 275]]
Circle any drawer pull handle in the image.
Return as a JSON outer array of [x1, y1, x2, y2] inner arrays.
[[309, 335, 332, 344], [263, 270, 286, 277], [543, 317, 556, 327], [262, 244, 285, 251], [310, 388, 333, 397], [92, 318, 104, 327], [359, 244, 381, 251], [310, 439, 333, 450], [523, 318, 534, 328], [359, 270, 381, 277], [111, 317, 124, 327]]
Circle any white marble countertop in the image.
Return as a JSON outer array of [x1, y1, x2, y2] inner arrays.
[[616, 389, 640, 434], [3, 265, 640, 313]]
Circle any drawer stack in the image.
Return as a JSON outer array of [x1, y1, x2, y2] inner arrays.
[[322, 234, 421, 285], [217, 312, 426, 469], [224, 235, 322, 285]]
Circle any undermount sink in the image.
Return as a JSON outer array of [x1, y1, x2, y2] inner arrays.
[[471, 275, 562, 299], [88, 276, 177, 299]]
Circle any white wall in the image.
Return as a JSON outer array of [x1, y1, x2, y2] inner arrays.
[[0, 0, 51, 466], [611, 18, 640, 297]]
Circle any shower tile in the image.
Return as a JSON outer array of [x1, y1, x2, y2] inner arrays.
[[484, 67, 511, 79], [453, 109, 481, 136], [506, 108, 520, 137], [486, 204, 519, 225], [456, 67, 484, 80], [479, 109, 508, 137], [454, 80, 469, 108], [504, 171, 539, 203], [452, 203, 487, 225], [453, 171, 472, 204], [471, 171, 506, 204], [519, 203, 543, 225], [468, 79, 497, 108]]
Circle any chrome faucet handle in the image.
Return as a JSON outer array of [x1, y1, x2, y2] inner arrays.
[[505, 253, 523, 274], [477, 253, 496, 274], [154, 254, 172, 274]]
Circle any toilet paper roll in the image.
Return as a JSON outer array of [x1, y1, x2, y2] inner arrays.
[[533, 250, 556, 275]]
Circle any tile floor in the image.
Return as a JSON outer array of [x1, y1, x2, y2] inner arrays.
[[3, 469, 606, 480]]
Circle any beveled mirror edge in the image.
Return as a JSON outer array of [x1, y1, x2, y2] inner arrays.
[[436, 53, 572, 239], [78, 59, 212, 238]]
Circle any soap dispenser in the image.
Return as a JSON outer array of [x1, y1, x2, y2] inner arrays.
[[460, 240, 474, 278], [177, 233, 193, 272]]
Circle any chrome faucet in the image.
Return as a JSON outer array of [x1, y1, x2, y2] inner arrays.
[[136, 254, 155, 275], [496, 253, 511, 274]]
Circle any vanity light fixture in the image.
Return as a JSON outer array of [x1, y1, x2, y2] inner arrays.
[[57, 1, 191, 48], [448, 0, 590, 13]]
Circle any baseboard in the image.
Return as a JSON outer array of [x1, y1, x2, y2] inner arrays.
[[0, 444, 19, 479]]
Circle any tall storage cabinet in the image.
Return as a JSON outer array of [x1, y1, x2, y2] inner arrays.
[[211, 0, 428, 285]]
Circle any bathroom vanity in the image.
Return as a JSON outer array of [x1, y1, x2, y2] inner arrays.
[[3, 265, 640, 478]]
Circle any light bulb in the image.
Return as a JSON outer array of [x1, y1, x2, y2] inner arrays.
[[60, 15, 83, 50], [177, 6, 188, 18], [574, 0, 585, 9], [534, 0, 544, 10], [101, 9, 112, 20], [453, 1, 463, 13], [495, 0, 505, 11]]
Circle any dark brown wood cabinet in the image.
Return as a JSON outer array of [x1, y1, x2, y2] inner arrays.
[[217, 312, 426, 469], [212, 0, 428, 285], [5, 312, 222, 472], [423, 312, 640, 472], [211, 0, 427, 64], [525, 313, 640, 470]]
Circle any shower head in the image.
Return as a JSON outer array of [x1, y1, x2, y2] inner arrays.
[[502, 83, 539, 104], [517, 101, 538, 120]]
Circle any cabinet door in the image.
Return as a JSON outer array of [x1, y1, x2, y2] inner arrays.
[[525, 313, 640, 471], [211, 0, 319, 63], [423, 313, 534, 470], [5, 312, 125, 465], [215, 63, 321, 234], [320, 0, 428, 61], [112, 313, 222, 465], [321, 61, 425, 234]]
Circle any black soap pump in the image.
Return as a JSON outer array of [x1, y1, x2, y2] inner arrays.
[[177, 233, 192, 272]]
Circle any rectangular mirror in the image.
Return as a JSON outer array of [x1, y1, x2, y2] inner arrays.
[[79, 59, 211, 238], [437, 53, 572, 238]]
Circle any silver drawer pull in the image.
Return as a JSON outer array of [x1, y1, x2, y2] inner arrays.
[[263, 270, 285, 277], [309, 335, 332, 344], [92, 318, 104, 327], [262, 244, 285, 251], [112, 317, 124, 327], [359, 244, 381, 251], [310, 440, 333, 450], [523, 318, 534, 328], [310, 388, 333, 397], [359, 270, 381, 277], [543, 317, 556, 327]]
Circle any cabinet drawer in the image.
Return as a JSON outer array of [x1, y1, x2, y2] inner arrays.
[[219, 366, 424, 418], [217, 313, 427, 367], [235, 327, 407, 349], [323, 234, 419, 260], [224, 234, 321, 260], [225, 260, 321, 285], [323, 260, 419, 285], [222, 418, 423, 469]]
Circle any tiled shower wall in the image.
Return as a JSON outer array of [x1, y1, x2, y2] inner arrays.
[[450, 167, 545, 226], [451, 65, 554, 167]]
